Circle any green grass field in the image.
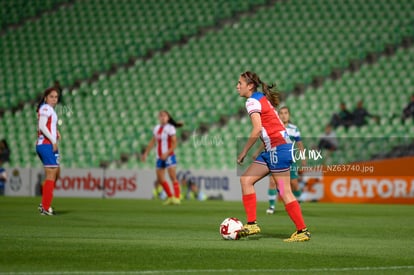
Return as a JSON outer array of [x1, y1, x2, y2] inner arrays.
[[0, 197, 413, 275]]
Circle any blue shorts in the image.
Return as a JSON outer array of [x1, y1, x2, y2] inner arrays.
[[36, 144, 59, 167], [254, 143, 293, 173], [156, 154, 177, 169]]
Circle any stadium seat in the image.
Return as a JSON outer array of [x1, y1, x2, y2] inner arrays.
[[2, 0, 414, 168]]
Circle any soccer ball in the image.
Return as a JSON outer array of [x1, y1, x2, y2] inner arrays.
[[219, 217, 243, 240]]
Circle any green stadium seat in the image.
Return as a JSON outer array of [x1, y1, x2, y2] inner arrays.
[[2, 0, 414, 168]]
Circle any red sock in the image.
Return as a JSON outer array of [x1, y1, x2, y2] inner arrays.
[[285, 200, 306, 231], [173, 181, 180, 199], [242, 193, 257, 223], [161, 181, 173, 198], [42, 180, 55, 210]]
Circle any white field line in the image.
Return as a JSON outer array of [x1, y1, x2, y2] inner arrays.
[[1, 265, 414, 275]]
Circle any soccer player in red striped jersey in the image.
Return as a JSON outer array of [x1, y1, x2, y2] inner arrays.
[[142, 111, 183, 205], [36, 88, 61, 216], [236, 71, 310, 242]]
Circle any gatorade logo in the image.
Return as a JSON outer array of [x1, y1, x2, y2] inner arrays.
[[331, 178, 414, 198]]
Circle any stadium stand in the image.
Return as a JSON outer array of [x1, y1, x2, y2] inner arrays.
[[0, 0, 72, 30], [0, 0, 267, 111], [179, 46, 414, 168], [1, 0, 413, 169], [284, 46, 414, 165]]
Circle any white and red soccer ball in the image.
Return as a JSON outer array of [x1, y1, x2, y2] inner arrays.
[[219, 217, 243, 240]]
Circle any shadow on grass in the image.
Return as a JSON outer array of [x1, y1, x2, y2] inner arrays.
[[55, 210, 71, 215], [239, 233, 288, 241]]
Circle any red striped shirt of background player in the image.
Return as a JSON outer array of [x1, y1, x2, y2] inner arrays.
[[142, 111, 183, 204]]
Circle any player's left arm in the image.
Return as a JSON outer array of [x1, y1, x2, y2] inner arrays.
[[238, 113, 261, 164]]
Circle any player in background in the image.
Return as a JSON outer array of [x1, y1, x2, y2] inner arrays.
[[266, 106, 306, 214], [236, 71, 310, 242], [36, 88, 60, 215], [142, 111, 183, 205]]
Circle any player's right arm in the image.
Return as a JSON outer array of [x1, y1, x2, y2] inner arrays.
[[251, 142, 265, 160], [141, 136, 155, 162], [238, 112, 262, 164], [238, 98, 262, 164]]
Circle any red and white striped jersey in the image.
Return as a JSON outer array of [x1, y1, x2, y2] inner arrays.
[[153, 124, 176, 158], [245, 92, 290, 150], [37, 104, 58, 145]]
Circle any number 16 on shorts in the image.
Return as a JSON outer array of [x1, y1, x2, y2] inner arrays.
[[270, 151, 278, 165]]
